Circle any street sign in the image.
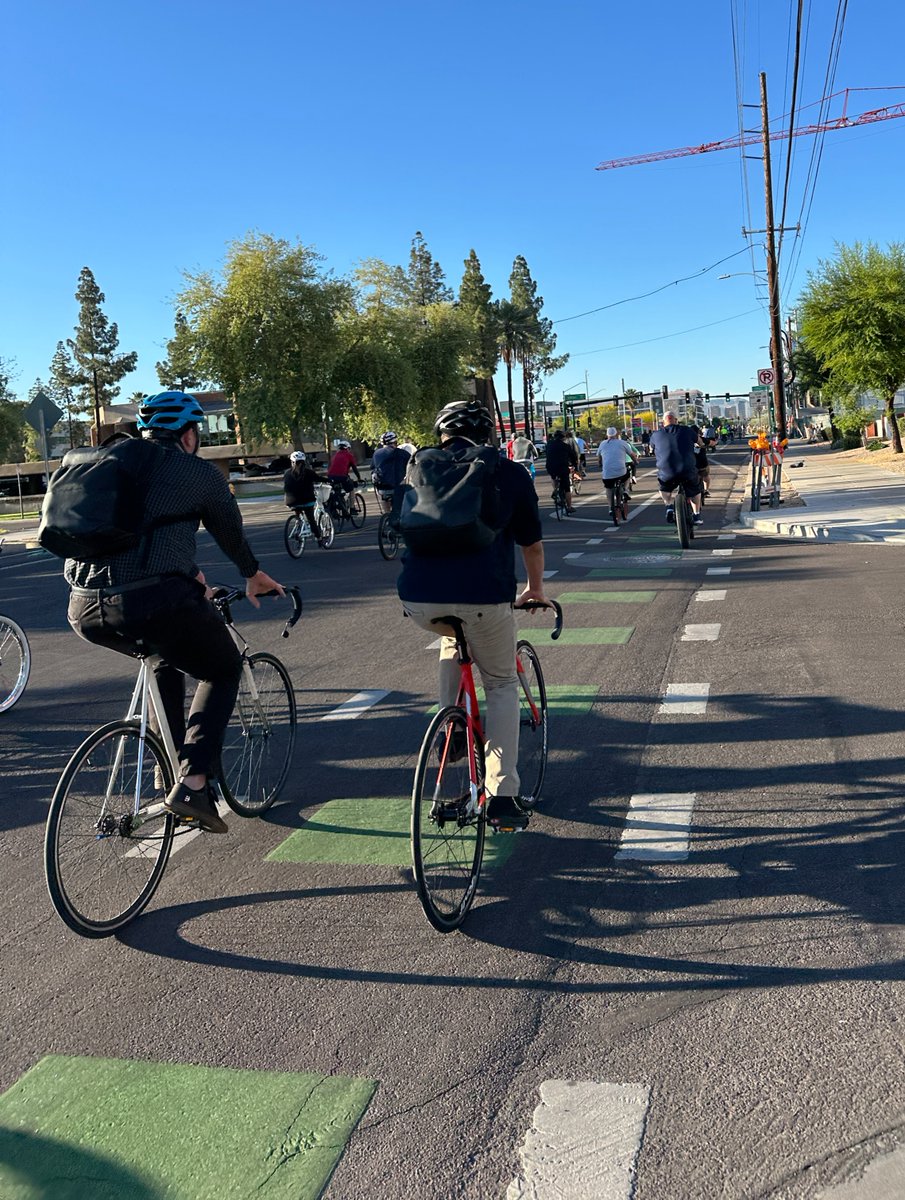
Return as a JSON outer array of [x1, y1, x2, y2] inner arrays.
[[563, 393, 586, 402], [757, 368, 775, 386], [750, 385, 771, 392], [22, 391, 63, 434]]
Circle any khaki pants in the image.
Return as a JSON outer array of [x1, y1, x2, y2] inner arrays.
[[402, 601, 519, 797]]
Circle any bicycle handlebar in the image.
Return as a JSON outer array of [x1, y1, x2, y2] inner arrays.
[[514, 598, 564, 641], [211, 584, 303, 638]]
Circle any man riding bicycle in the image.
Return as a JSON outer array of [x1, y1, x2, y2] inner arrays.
[[598, 426, 639, 521], [64, 391, 284, 834], [370, 431, 411, 513], [544, 429, 578, 515], [397, 399, 548, 832], [649, 410, 704, 525]]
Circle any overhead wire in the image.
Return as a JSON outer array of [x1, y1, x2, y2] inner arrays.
[[571, 309, 763, 358], [777, 0, 805, 266]]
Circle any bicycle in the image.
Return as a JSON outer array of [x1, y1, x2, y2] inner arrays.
[[410, 599, 563, 933], [283, 491, 335, 558], [372, 486, 401, 561], [550, 476, 571, 522], [43, 585, 302, 938], [0, 612, 31, 712], [570, 467, 583, 497], [326, 481, 366, 532], [605, 475, 630, 527], [674, 481, 696, 548]]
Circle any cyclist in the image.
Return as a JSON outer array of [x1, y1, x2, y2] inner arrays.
[[397, 398, 548, 832], [64, 391, 284, 834], [649, 411, 704, 525], [370, 431, 411, 513], [283, 450, 328, 536], [574, 431, 588, 474], [544, 429, 578, 514], [510, 431, 539, 476], [598, 426, 638, 522], [327, 440, 362, 517]]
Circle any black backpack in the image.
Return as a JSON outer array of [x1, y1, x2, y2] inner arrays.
[[38, 438, 166, 562], [397, 444, 501, 557]]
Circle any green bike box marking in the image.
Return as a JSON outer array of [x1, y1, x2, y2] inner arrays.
[[428, 684, 598, 717], [0, 1055, 376, 1200], [557, 591, 656, 604], [268, 797, 519, 868]]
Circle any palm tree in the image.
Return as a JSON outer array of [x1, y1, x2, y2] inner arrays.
[[492, 300, 535, 435]]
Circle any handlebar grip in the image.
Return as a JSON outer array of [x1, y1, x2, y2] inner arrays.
[[281, 586, 303, 637], [514, 599, 564, 640]]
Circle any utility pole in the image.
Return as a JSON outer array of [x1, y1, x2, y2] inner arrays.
[[760, 71, 787, 440]]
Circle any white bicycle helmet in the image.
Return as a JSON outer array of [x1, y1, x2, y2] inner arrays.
[[290, 450, 306, 463]]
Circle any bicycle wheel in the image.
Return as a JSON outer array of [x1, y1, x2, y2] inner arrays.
[[44, 721, 175, 937], [411, 705, 485, 933], [349, 492, 366, 529], [515, 640, 548, 809], [572, 474, 582, 496], [0, 614, 31, 713], [283, 514, 306, 559], [606, 487, 618, 526], [675, 486, 692, 548], [317, 511, 335, 548], [378, 514, 399, 561], [553, 489, 565, 521], [327, 494, 346, 532], [219, 652, 296, 816], [619, 486, 629, 522]]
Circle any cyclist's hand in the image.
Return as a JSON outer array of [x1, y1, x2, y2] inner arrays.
[[196, 570, 214, 601], [516, 585, 549, 608], [246, 570, 286, 609]]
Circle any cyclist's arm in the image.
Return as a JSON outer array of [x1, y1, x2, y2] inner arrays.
[[517, 541, 547, 606], [246, 569, 285, 608]]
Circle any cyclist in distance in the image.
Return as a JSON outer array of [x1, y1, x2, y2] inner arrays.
[[370, 431, 411, 512], [65, 391, 284, 834], [544, 429, 578, 514], [649, 410, 704, 525], [327, 439, 362, 498], [397, 399, 548, 832], [598, 426, 639, 520], [283, 450, 328, 532]]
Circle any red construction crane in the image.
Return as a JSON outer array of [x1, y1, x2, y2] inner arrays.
[[596, 87, 905, 170]]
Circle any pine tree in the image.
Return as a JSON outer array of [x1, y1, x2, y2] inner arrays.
[[458, 250, 498, 379], [0, 357, 24, 463], [66, 267, 138, 438], [156, 311, 205, 391], [407, 231, 453, 306], [49, 341, 90, 449]]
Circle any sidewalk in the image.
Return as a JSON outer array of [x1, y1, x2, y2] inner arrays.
[[734, 443, 905, 544]]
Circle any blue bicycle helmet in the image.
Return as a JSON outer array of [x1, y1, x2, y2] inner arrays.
[[136, 391, 205, 434]]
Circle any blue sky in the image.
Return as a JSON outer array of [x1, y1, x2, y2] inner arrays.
[[3, 0, 904, 414]]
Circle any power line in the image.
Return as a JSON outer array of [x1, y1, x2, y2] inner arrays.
[[777, 0, 805, 265], [553, 247, 752, 325], [570, 308, 762, 357]]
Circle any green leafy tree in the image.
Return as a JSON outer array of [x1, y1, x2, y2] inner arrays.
[[799, 242, 905, 453], [156, 311, 206, 391], [407, 231, 453, 307], [66, 267, 138, 437], [49, 341, 90, 449], [177, 232, 354, 448], [0, 358, 24, 462], [492, 299, 535, 435], [458, 250, 498, 379]]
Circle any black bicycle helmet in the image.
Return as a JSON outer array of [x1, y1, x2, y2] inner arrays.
[[434, 399, 494, 444], [137, 391, 205, 434]]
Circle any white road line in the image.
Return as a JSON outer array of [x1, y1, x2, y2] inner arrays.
[[320, 690, 389, 721], [587, 538, 603, 545], [658, 682, 709, 714], [425, 637, 443, 650], [694, 589, 727, 602], [717, 533, 736, 541], [543, 570, 558, 579], [615, 793, 696, 861], [565, 552, 584, 560], [711, 548, 734, 557], [126, 828, 202, 859], [682, 623, 721, 641], [706, 566, 731, 576], [508, 1080, 651, 1200]]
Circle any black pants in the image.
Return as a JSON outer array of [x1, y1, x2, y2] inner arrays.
[[68, 576, 243, 779]]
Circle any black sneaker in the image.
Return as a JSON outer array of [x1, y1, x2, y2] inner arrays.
[[665, 505, 676, 524], [164, 780, 229, 834], [488, 795, 530, 832]]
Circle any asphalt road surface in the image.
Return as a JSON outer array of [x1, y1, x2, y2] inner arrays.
[[3, 448, 905, 1199]]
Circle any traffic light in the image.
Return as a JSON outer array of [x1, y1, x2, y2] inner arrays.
[[661, 385, 668, 400], [725, 392, 730, 402]]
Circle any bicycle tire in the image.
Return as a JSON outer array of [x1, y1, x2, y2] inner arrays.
[[514, 640, 548, 809], [553, 490, 565, 522], [619, 488, 629, 522], [219, 652, 296, 816], [572, 474, 582, 496], [349, 492, 366, 529], [675, 486, 692, 548], [378, 513, 399, 561], [0, 614, 31, 713], [317, 511, 335, 548], [44, 721, 175, 937], [326, 494, 346, 532], [411, 705, 485, 933], [283, 514, 306, 559]]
